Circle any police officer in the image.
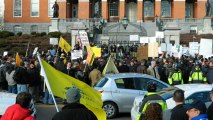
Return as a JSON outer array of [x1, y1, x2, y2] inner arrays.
[[136, 82, 167, 120], [168, 63, 184, 85], [189, 62, 207, 83]]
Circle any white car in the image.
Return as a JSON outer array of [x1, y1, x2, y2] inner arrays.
[[131, 84, 213, 120], [94, 73, 170, 119]]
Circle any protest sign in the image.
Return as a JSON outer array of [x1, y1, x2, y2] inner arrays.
[[199, 38, 212, 56], [148, 42, 158, 57], [50, 38, 58, 45], [71, 50, 83, 60]]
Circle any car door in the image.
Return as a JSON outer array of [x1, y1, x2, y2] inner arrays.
[[185, 91, 211, 105], [111, 77, 140, 112]]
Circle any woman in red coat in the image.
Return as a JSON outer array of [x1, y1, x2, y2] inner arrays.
[[0, 92, 35, 120]]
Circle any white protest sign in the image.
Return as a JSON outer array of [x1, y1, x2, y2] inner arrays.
[[149, 37, 157, 43], [33, 47, 39, 55], [71, 50, 83, 60], [3, 51, 8, 56], [50, 38, 58, 45], [155, 31, 164, 38], [166, 44, 173, 52], [140, 37, 149, 43], [130, 35, 139, 41], [189, 42, 199, 56], [148, 42, 158, 57], [79, 31, 90, 47], [199, 38, 212, 56], [160, 43, 167, 51]]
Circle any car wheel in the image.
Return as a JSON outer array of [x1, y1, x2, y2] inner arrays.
[[103, 102, 118, 119]]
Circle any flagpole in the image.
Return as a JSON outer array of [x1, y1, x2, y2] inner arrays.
[[37, 53, 59, 112]]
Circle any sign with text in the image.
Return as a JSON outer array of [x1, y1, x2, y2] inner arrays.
[[137, 46, 148, 60], [79, 31, 90, 47], [148, 42, 158, 57], [71, 50, 83, 60], [189, 42, 199, 56]]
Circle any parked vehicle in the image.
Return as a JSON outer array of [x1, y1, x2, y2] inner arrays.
[[94, 73, 170, 119], [131, 84, 212, 120]]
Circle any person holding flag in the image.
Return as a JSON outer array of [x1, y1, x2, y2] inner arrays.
[[58, 36, 71, 54]]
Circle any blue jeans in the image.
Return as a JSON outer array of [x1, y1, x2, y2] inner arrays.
[[8, 85, 17, 94], [43, 89, 54, 104], [17, 84, 28, 94]]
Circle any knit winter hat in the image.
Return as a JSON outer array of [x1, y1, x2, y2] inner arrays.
[[66, 87, 81, 103]]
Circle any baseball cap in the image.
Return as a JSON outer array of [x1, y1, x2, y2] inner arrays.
[[185, 100, 207, 114]]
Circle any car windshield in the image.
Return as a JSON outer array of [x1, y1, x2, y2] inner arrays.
[[95, 77, 108, 87], [158, 86, 180, 100]]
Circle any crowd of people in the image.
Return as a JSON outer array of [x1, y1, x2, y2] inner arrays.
[[0, 42, 213, 120]]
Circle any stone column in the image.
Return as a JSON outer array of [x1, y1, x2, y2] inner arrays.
[[119, 0, 125, 20], [102, 0, 108, 19], [173, 0, 185, 18], [78, 0, 90, 19], [49, 18, 59, 32], [137, 0, 143, 22]]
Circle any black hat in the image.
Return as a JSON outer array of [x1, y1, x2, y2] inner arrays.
[[185, 100, 206, 114]]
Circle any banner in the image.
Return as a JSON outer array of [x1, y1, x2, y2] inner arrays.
[[102, 56, 119, 75], [71, 50, 83, 60], [148, 42, 158, 57], [189, 42, 199, 56], [59, 37, 71, 54], [79, 31, 90, 47], [38, 57, 106, 120], [199, 38, 212, 57]]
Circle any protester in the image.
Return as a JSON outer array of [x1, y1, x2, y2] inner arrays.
[[206, 60, 213, 84], [136, 59, 147, 74], [52, 87, 97, 120], [89, 64, 102, 87], [147, 60, 160, 79], [207, 88, 213, 120], [185, 100, 208, 120], [170, 89, 188, 120], [168, 63, 184, 85], [5, 64, 17, 94], [142, 103, 162, 120], [0, 92, 35, 120]]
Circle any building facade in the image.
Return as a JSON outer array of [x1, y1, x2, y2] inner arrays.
[[2, 0, 213, 44]]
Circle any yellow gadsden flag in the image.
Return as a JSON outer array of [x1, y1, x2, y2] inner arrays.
[[59, 37, 71, 54], [102, 55, 119, 76], [15, 52, 21, 66], [38, 58, 106, 120]]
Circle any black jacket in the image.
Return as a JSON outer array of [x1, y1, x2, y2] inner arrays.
[[52, 103, 97, 120], [207, 102, 213, 120], [27, 68, 40, 87], [206, 67, 213, 84], [13, 66, 28, 84], [170, 104, 188, 120]]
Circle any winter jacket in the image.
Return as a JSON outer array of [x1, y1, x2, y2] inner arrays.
[[191, 114, 208, 120], [52, 103, 97, 120], [147, 66, 160, 79], [0, 104, 35, 120], [89, 68, 102, 87], [6, 70, 16, 86], [206, 66, 213, 84], [13, 66, 28, 84], [27, 68, 40, 87]]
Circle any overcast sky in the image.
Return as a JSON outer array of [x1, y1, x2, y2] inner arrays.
[[0, 0, 4, 17]]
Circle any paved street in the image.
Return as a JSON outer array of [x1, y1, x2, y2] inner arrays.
[[35, 104, 130, 120]]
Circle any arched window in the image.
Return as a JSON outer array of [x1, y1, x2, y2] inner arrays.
[[13, 25, 22, 34], [144, 0, 154, 17], [161, 0, 171, 17], [31, 25, 38, 32]]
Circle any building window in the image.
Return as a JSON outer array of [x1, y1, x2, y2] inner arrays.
[[109, 0, 119, 16], [13, 0, 22, 17], [211, 0, 213, 16], [185, 3, 193, 18], [13, 25, 22, 34], [31, 0, 39, 17], [48, 0, 55, 17], [31, 25, 38, 32], [144, 0, 154, 17], [190, 25, 197, 33], [161, 0, 171, 17]]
